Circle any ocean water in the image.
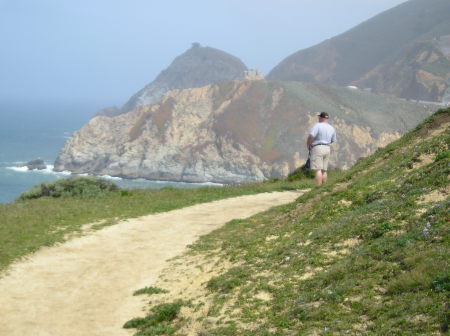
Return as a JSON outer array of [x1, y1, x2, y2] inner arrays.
[[0, 101, 220, 204]]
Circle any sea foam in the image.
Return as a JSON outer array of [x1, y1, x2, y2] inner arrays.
[[7, 166, 29, 172], [5, 165, 223, 188], [6, 165, 72, 176], [99, 175, 123, 181]]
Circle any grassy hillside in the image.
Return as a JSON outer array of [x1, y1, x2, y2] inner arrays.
[[126, 108, 449, 335]]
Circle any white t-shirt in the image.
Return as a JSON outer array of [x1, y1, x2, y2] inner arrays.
[[309, 122, 336, 146]]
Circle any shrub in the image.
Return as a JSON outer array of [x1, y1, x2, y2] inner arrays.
[[432, 271, 450, 293], [133, 286, 169, 296], [17, 176, 119, 201], [123, 301, 185, 334], [435, 150, 450, 162], [207, 266, 252, 293], [287, 165, 315, 181]]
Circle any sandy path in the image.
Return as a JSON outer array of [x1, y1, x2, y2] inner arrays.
[[0, 190, 304, 336]]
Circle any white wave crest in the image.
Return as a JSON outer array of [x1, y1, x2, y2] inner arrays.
[[5, 165, 222, 187], [196, 181, 223, 186], [99, 175, 122, 181], [6, 165, 72, 176], [7, 166, 29, 172], [150, 179, 223, 186]]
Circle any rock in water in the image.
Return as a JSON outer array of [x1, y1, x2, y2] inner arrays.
[[27, 158, 46, 170]]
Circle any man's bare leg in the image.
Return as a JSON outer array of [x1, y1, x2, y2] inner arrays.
[[315, 170, 327, 185], [322, 171, 328, 184], [315, 170, 323, 185]]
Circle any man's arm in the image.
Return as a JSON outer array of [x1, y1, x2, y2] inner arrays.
[[331, 129, 337, 144], [307, 134, 314, 150], [307, 124, 318, 150]]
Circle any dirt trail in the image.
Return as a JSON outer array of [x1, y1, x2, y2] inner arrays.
[[0, 190, 305, 336]]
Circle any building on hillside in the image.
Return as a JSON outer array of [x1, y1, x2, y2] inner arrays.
[[244, 69, 264, 81]]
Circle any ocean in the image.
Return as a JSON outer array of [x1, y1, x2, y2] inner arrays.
[[0, 101, 220, 204]]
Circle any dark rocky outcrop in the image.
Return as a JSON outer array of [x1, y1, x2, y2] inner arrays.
[[26, 158, 46, 170]]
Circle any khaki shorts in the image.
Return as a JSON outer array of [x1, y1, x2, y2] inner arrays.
[[310, 145, 331, 171]]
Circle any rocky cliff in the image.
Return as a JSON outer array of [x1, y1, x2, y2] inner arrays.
[[267, 0, 450, 102], [55, 80, 435, 183], [352, 39, 450, 102], [98, 44, 247, 117]]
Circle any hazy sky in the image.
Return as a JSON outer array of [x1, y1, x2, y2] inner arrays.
[[0, 0, 408, 108]]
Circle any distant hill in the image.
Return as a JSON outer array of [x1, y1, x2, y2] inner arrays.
[[55, 80, 435, 183], [99, 44, 248, 117], [268, 0, 450, 102]]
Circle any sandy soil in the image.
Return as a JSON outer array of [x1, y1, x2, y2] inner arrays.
[[0, 190, 304, 336]]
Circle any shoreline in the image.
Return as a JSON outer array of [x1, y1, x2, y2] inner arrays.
[[8, 164, 226, 186], [0, 163, 225, 204]]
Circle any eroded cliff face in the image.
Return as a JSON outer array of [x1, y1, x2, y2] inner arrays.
[[353, 40, 450, 102], [55, 81, 434, 183]]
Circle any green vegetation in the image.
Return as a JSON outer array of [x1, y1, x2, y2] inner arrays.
[[130, 108, 449, 335], [123, 301, 187, 335], [287, 165, 315, 180], [17, 176, 118, 200], [0, 174, 319, 271], [133, 286, 169, 296]]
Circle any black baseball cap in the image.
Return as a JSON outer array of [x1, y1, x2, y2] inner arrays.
[[317, 112, 329, 119]]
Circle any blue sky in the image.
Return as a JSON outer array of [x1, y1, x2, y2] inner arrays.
[[0, 0, 407, 108]]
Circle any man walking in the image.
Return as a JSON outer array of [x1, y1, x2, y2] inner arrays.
[[306, 112, 336, 186]]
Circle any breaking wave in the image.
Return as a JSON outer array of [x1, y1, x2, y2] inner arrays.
[[6, 165, 71, 176], [4, 165, 222, 187]]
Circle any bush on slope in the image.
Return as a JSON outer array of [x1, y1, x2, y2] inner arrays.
[[17, 176, 119, 200]]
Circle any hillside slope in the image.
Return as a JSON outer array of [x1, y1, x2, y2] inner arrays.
[[268, 0, 450, 102], [126, 108, 449, 335], [55, 80, 435, 183]]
